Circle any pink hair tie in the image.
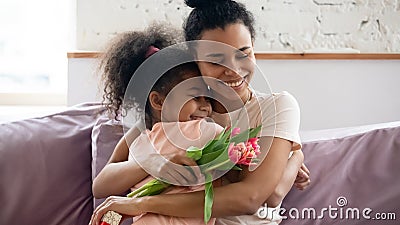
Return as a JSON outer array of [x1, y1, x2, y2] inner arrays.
[[145, 45, 160, 58]]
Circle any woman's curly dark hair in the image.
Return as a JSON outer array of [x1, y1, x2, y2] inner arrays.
[[98, 23, 183, 120], [183, 0, 256, 41]]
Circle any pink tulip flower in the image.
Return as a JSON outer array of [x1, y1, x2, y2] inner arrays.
[[228, 138, 260, 166]]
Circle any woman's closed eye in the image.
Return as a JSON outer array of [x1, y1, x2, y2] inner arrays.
[[235, 52, 249, 60], [235, 47, 253, 60], [235, 48, 252, 60], [204, 53, 224, 65], [207, 52, 250, 65]]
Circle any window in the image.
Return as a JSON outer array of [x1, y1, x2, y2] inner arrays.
[[0, 0, 72, 105]]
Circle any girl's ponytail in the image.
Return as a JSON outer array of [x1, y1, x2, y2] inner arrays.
[[99, 23, 181, 120]]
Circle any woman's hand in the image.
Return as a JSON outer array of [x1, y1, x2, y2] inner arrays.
[[294, 163, 310, 190], [89, 196, 145, 225]]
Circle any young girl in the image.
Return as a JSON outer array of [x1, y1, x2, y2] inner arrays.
[[125, 47, 223, 225], [93, 24, 223, 225], [92, 24, 202, 199]]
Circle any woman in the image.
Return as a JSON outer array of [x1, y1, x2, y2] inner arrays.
[[91, 0, 309, 224]]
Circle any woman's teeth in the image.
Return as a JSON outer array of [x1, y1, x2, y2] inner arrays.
[[224, 79, 243, 87]]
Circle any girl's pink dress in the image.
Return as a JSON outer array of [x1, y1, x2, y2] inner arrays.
[[128, 119, 223, 225]]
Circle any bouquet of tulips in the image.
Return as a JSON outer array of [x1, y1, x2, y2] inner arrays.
[[101, 125, 261, 225]]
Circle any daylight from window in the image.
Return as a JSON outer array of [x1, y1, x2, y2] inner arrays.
[[0, 0, 70, 94]]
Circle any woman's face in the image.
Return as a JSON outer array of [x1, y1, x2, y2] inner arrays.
[[195, 23, 255, 102]]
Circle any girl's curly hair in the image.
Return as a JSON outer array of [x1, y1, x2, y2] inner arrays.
[[98, 23, 183, 120]]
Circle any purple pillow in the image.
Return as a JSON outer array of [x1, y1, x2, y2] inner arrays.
[[281, 126, 400, 225], [0, 103, 104, 225], [91, 116, 134, 225], [91, 116, 123, 208]]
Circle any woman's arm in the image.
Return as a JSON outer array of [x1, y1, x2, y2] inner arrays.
[[265, 150, 304, 207], [90, 136, 292, 223], [224, 150, 308, 207], [144, 137, 292, 216]]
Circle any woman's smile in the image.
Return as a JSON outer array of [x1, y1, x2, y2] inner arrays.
[[218, 74, 250, 93], [223, 79, 244, 88]]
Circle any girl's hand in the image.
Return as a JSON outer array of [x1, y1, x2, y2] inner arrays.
[[158, 151, 203, 185], [135, 150, 203, 186], [294, 163, 311, 190], [89, 196, 144, 225]]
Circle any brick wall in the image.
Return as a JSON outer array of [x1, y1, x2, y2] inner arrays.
[[76, 0, 400, 52]]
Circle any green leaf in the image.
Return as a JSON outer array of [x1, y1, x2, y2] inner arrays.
[[230, 125, 261, 144], [202, 127, 233, 155], [209, 159, 235, 171], [202, 147, 236, 172], [201, 126, 228, 152], [202, 139, 226, 155], [202, 140, 217, 152], [231, 165, 242, 170], [186, 146, 203, 161], [197, 148, 226, 165], [135, 182, 170, 197], [220, 127, 233, 143], [229, 130, 250, 144], [204, 160, 234, 172], [126, 179, 170, 198], [204, 173, 214, 224], [203, 156, 234, 172], [248, 125, 262, 139], [215, 126, 228, 140]]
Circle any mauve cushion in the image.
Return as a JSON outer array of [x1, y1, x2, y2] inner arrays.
[[0, 103, 104, 225], [91, 116, 123, 208], [282, 126, 400, 225], [91, 116, 134, 225]]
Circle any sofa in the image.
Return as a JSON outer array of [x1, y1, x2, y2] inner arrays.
[[1, 103, 399, 225]]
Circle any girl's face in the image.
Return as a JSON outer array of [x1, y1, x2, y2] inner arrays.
[[195, 23, 256, 102], [162, 74, 212, 122]]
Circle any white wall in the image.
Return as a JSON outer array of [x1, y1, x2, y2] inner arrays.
[[69, 0, 400, 129], [75, 0, 400, 52], [253, 59, 400, 130], [67, 58, 400, 130], [67, 58, 103, 105]]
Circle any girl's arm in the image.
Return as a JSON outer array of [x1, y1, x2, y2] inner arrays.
[[90, 136, 292, 223], [92, 123, 200, 198], [92, 126, 147, 198]]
